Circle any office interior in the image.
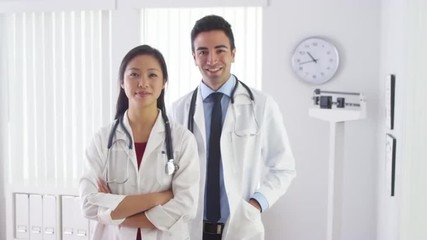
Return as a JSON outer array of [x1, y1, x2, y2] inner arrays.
[[0, 0, 426, 239]]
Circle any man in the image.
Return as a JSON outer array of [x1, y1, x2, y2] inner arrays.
[[171, 15, 296, 240]]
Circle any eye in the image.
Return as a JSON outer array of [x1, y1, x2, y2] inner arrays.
[[198, 50, 208, 56], [217, 48, 226, 54], [128, 71, 139, 78], [149, 73, 158, 78]]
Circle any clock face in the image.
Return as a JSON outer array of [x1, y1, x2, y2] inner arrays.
[[291, 37, 339, 84]]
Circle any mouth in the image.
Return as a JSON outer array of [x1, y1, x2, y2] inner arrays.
[[135, 91, 151, 97], [204, 66, 223, 73]]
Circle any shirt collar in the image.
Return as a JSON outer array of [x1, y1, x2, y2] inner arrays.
[[200, 75, 236, 101]]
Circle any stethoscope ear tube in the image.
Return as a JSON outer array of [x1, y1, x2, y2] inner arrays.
[[187, 76, 254, 133], [161, 107, 178, 175], [107, 119, 120, 149], [106, 111, 178, 179], [188, 87, 198, 133], [162, 110, 174, 162]]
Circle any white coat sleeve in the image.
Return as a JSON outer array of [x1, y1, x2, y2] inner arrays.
[[145, 128, 200, 232], [257, 96, 296, 207], [79, 132, 126, 225]]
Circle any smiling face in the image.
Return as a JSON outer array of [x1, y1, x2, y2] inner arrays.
[[192, 30, 236, 90], [121, 54, 165, 110]]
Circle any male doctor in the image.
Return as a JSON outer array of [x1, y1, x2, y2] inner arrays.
[[171, 15, 296, 240]]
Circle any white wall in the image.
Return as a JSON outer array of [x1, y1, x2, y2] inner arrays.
[[262, 1, 381, 240], [0, 14, 8, 240], [378, 0, 427, 240], [377, 0, 406, 239]]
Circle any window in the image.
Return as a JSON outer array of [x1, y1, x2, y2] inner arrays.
[[141, 7, 263, 104], [2, 10, 112, 185], [1, 7, 262, 188]]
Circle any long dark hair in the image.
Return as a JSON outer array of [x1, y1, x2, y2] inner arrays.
[[114, 45, 173, 161], [115, 45, 169, 120]]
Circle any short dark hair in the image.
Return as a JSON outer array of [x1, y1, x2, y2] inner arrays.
[[190, 15, 235, 52], [115, 45, 168, 119]]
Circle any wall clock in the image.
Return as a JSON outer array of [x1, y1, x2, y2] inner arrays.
[[291, 37, 340, 84]]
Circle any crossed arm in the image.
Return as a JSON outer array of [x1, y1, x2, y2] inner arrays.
[[97, 179, 173, 228]]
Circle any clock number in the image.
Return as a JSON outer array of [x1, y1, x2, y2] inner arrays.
[[291, 37, 339, 84]]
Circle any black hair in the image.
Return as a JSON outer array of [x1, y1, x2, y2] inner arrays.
[[190, 15, 235, 52], [115, 44, 168, 120], [114, 45, 173, 162]]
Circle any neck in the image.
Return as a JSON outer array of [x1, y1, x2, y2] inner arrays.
[[127, 105, 158, 142], [204, 74, 231, 91]]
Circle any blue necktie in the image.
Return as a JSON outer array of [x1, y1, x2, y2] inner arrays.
[[206, 92, 223, 222]]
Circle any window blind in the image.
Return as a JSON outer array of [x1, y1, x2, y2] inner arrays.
[[2, 7, 262, 191], [4, 11, 112, 188], [141, 7, 263, 105]]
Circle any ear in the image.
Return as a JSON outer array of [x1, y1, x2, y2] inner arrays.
[[120, 80, 124, 89], [231, 48, 236, 63], [192, 52, 197, 66]]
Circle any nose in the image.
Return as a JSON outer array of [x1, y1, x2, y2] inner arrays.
[[137, 76, 148, 88], [206, 52, 218, 65]]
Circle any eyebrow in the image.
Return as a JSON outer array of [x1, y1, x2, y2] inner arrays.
[[126, 67, 160, 72], [196, 45, 229, 51]]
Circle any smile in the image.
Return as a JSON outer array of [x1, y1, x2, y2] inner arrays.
[[205, 67, 222, 73]]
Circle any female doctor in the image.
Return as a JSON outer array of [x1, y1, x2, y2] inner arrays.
[[79, 45, 199, 240]]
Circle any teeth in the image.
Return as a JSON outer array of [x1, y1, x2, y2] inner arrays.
[[207, 68, 220, 72]]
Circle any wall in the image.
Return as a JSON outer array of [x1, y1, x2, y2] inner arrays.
[[262, 1, 381, 240], [376, 0, 406, 239], [400, 2, 427, 238], [378, 0, 427, 239], [0, 0, 384, 240], [0, 14, 8, 240]]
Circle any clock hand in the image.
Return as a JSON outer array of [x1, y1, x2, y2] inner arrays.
[[299, 59, 319, 65], [306, 52, 318, 63]]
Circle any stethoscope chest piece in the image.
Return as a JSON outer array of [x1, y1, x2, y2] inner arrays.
[[166, 159, 179, 175]]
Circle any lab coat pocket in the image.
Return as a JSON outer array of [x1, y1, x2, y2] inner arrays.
[[226, 200, 264, 240], [230, 130, 260, 169], [242, 199, 262, 221], [155, 150, 174, 188], [233, 103, 259, 137], [104, 149, 130, 185]]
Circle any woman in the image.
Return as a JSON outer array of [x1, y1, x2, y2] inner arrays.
[[79, 45, 199, 240]]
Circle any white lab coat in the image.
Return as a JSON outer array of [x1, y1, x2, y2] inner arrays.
[[79, 110, 199, 240], [171, 82, 296, 240]]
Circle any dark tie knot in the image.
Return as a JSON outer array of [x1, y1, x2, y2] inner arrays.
[[211, 92, 223, 103]]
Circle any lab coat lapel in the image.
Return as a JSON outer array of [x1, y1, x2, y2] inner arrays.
[[118, 113, 138, 171], [193, 87, 207, 153], [221, 84, 252, 187], [143, 111, 165, 167]]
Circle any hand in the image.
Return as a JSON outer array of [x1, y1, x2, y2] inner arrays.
[[306, 51, 318, 63], [248, 198, 262, 212], [97, 178, 112, 193], [299, 59, 319, 65]]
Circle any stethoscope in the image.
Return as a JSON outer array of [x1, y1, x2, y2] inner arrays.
[[187, 76, 259, 135], [104, 111, 178, 184]]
